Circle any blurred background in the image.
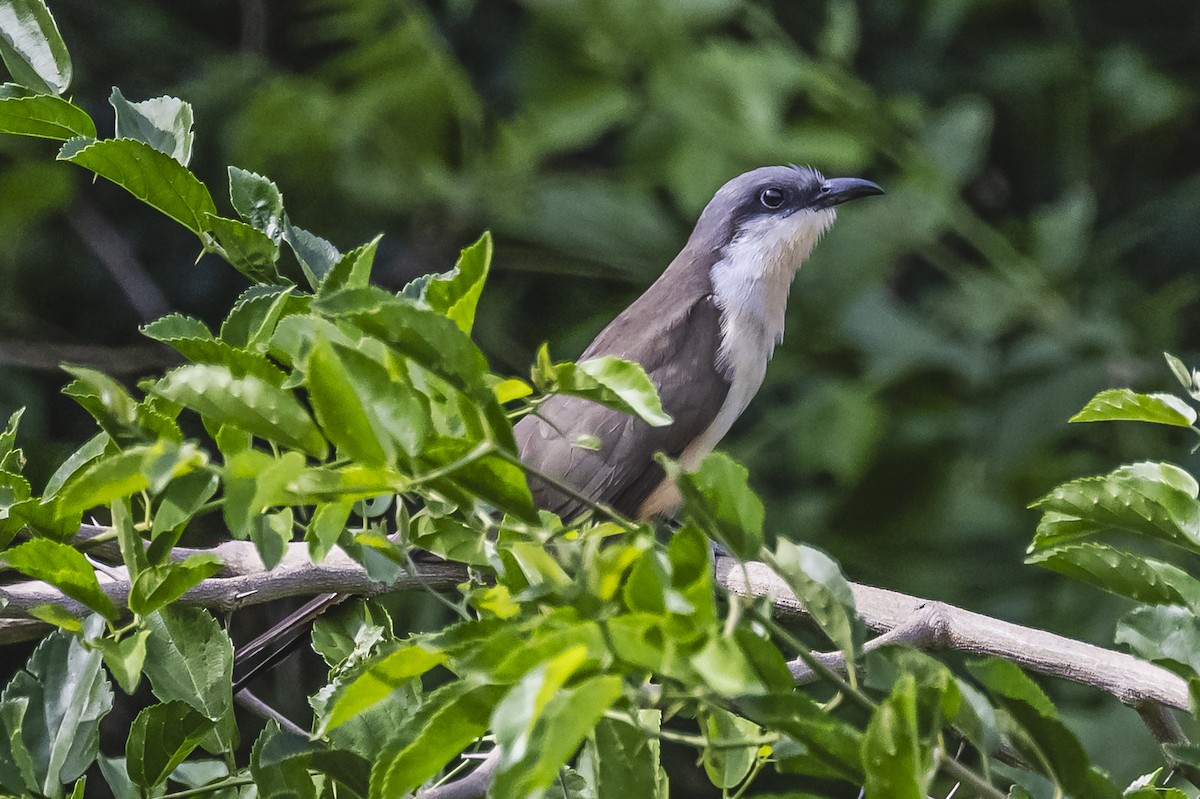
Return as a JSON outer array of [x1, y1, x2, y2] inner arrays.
[[1, 0, 1199, 789]]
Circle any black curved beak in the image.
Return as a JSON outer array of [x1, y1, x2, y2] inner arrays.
[[812, 177, 885, 210]]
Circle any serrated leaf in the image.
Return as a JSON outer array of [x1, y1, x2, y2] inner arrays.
[[143, 607, 235, 754], [204, 214, 281, 284], [153, 363, 327, 458], [739, 693, 863, 783], [144, 313, 286, 385], [42, 433, 108, 499], [422, 231, 492, 334], [94, 629, 149, 695], [256, 729, 370, 799], [1030, 462, 1200, 553], [493, 647, 589, 769], [1116, 605, 1200, 679], [587, 713, 668, 799], [251, 722, 316, 799], [701, 707, 759, 789], [27, 603, 82, 632], [862, 675, 928, 799], [285, 221, 340, 289], [308, 499, 352, 563], [555, 355, 672, 427], [2, 538, 119, 619], [249, 508, 293, 570], [313, 286, 491, 400], [0, 0, 72, 94], [770, 540, 861, 680], [490, 675, 625, 799], [1028, 542, 1200, 612], [319, 234, 381, 297], [323, 643, 445, 734], [55, 441, 204, 518], [305, 337, 394, 466], [673, 452, 764, 559], [0, 93, 93, 139], [0, 622, 113, 797], [1070, 388, 1197, 427], [58, 137, 217, 236], [129, 555, 223, 616], [370, 681, 506, 799], [126, 701, 214, 790], [109, 88, 193, 165], [228, 166, 284, 240]]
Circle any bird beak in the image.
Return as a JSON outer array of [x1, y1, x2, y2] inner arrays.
[[811, 177, 885, 210]]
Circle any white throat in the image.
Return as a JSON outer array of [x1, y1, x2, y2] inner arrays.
[[635, 207, 836, 519], [697, 210, 837, 452]]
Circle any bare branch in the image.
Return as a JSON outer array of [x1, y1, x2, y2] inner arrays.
[[716, 559, 1190, 711]]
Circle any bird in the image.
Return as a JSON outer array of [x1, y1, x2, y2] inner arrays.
[[514, 165, 883, 521], [231, 165, 882, 688]]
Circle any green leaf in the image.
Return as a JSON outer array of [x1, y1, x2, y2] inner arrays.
[[142, 607, 235, 754], [1, 538, 119, 620], [42, 432, 107, 499], [0, 623, 113, 797], [203, 214, 281, 284], [0, 0, 71, 94], [55, 441, 205, 518], [1069, 388, 1197, 427], [256, 729, 371, 799], [305, 337, 394, 466], [493, 647, 590, 770], [313, 286, 494, 398], [324, 643, 444, 734], [369, 681, 506, 799], [285, 221, 341, 289], [966, 659, 1056, 718], [310, 599, 393, 669], [1028, 542, 1200, 612], [28, 603, 82, 632], [769, 541, 861, 679], [108, 88, 193, 165], [422, 231, 492, 334], [739, 693, 863, 783], [308, 499, 352, 562], [1116, 605, 1200, 678], [58, 137, 217, 236], [153, 363, 328, 458], [251, 722, 316, 799], [142, 312, 288, 386], [862, 674, 928, 799], [126, 701, 214, 790], [674, 452, 764, 559], [129, 555, 223, 616], [701, 707, 759, 789], [490, 675, 624, 799], [0, 93, 93, 139], [150, 470, 219, 541], [222, 449, 306, 537], [228, 166, 284, 240], [94, 630, 150, 695], [61, 364, 163, 446], [319, 234, 382, 297], [555, 355, 672, 427], [586, 713, 668, 799], [248, 508, 293, 570], [1029, 462, 1200, 553]]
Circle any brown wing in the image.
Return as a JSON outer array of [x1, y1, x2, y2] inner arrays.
[[514, 292, 729, 520]]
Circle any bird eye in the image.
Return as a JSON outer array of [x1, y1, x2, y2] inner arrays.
[[759, 187, 786, 209]]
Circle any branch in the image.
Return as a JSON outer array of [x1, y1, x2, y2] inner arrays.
[[1, 548, 1188, 713], [0, 538, 467, 642], [715, 559, 1189, 711]]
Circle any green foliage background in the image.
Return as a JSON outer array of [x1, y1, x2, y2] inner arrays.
[[1, 0, 1199, 790]]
